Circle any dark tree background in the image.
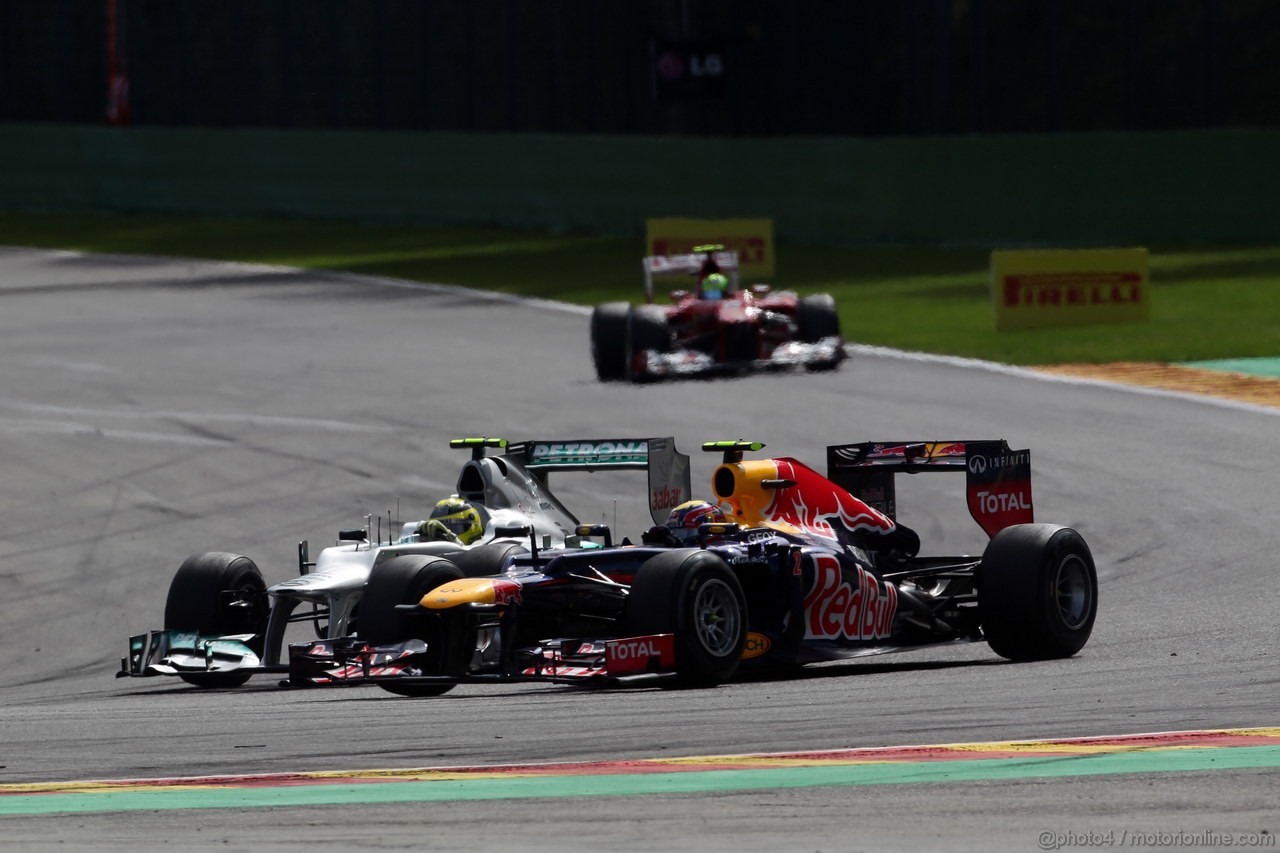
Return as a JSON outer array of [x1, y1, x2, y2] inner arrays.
[[2, 0, 1277, 135]]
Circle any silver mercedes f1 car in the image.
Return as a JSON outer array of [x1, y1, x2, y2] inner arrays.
[[118, 436, 691, 687]]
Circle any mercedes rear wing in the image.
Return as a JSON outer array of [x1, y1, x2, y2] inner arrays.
[[452, 437, 691, 527], [826, 440, 1033, 538], [642, 249, 740, 304]]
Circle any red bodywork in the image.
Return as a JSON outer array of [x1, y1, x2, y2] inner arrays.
[[662, 288, 802, 364], [600, 249, 844, 381]]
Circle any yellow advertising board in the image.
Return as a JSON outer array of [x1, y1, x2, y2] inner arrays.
[[991, 248, 1150, 331], [646, 218, 776, 280]]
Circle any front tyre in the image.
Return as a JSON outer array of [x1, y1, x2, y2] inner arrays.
[[625, 550, 747, 687], [796, 293, 845, 371], [164, 552, 268, 688], [626, 305, 671, 381], [361, 556, 469, 697], [979, 524, 1098, 661], [590, 302, 630, 381], [796, 293, 841, 343]]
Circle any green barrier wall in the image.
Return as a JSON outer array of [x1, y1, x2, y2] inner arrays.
[[3, 123, 1277, 246]]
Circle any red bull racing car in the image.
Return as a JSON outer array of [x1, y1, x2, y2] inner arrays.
[[288, 438, 1098, 695], [589, 245, 846, 382]]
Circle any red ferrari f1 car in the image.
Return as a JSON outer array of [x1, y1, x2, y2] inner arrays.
[[288, 438, 1098, 694], [590, 246, 846, 381]]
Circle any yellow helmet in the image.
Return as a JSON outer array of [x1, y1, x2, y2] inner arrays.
[[429, 497, 484, 545]]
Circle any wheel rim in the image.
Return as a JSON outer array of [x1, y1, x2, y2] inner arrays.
[[1053, 555, 1092, 630], [691, 578, 741, 657], [224, 581, 265, 633]]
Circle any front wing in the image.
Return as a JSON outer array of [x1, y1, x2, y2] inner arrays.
[[118, 630, 277, 678], [287, 633, 678, 688], [638, 336, 845, 378]]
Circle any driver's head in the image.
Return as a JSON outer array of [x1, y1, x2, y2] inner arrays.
[[429, 497, 484, 544], [702, 273, 728, 300], [666, 500, 726, 543]]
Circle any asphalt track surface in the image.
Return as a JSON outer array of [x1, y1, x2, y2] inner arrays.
[[0, 248, 1275, 851]]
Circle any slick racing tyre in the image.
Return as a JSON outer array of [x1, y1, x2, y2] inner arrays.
[[164, 552, 268, 688], [625, 305, 671, 381], [797, 293, 841, 343], [797, 293, 844, 372], [361, 556, 469, 697], [624, 549, 747, 687], [448, 541, 528, 578], [590, 302, 630, 381], [978, 524, 1098, 661]]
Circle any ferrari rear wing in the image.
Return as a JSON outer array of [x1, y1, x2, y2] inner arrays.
[[642, 249, 740, 304], [826, 440, 1033, 538], [455, 437, 691, 527]]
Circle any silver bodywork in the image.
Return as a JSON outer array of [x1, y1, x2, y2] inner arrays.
[[120, 437, 691, 682]]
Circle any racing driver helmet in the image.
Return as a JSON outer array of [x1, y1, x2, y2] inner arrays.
[[429, 497, 485, 545], [666, 500, 726, 543], [701, 273, 728, 300]]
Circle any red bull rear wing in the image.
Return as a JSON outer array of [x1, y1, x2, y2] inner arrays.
[[825, 440, 1033, 539]]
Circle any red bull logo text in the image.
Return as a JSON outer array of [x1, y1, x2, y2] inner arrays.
[[803, 554, 898, 641]]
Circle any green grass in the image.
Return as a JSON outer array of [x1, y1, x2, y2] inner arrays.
[[2, 211, 1278, 365]]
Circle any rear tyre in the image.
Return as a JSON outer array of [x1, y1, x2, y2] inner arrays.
[[590, 302, 630, 381], [979, 524, 1098, 661], [361, 556, 469, 696], [797, 293, 844, 372], [626, 305, 671, 381], [164, 552, 268, 688], [624, 549, 747, 687]]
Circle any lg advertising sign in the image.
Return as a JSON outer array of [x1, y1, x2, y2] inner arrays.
[[652, 39, 726, 100]]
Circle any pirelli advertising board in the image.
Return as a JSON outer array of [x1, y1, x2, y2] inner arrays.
[[645, 217, 775, 280], [991, 248, 1150, 331]]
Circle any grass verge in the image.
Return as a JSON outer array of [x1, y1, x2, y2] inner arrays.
[[1, 211, 1277, 366]]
